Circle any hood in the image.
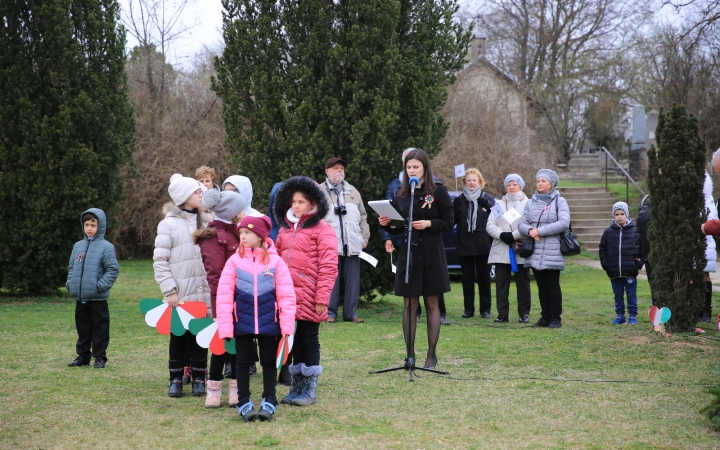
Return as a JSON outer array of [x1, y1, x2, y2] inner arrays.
[[223, 175, 255, 214], [81, 208, 107, 240], [272, 176, 330, 229], [610, 218, 634, 230]]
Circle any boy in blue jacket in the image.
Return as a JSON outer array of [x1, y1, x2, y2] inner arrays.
[[66, 208, 120, 368], [599, 202, 639, 325]]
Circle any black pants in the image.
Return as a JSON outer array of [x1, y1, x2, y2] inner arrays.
[[74, 301, 110, 360], [169, 333, 207, 380], [292, 320, 320, 366], [236, 335, 278, 405], [459, 254, 492, 314], [495, 263, 531, 318], [532, 269, 562, 321], [209, 353, 236, 381]]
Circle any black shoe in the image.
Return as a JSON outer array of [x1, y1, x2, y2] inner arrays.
[[224, 361, 233, 378], [440, 314, 451, 325], [461, 312, 474, 318], [548, 319, 562, 329], [532, 318, 550, 327], [168, 379, 183, 397], [93, 357, 106, 369], [67, 357, 90, 367], [480, 311, 491, 319], [277, 364, 291, 386], [519, 315, 529, 323], [191, 379, 206, 396], [249, 363, 257, 377], [493, 316, 509, 323], [701, 310, 711, 323]]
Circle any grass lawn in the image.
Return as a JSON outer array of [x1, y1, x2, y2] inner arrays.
[[1, 259, 719, 449]]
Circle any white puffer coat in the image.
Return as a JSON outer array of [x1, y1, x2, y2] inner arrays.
[[153, 203, 212, 310], [322, 180, 370, 256], [486, 192, 529, 265], [518, 190, 570, 271], [704, 171, 717, 272]]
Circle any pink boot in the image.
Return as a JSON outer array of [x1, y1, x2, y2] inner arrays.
[[205, 380, 222, 408], [228, 379, 239, 407]]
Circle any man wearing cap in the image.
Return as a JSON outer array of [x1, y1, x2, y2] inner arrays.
[[323, 157, 370, 323]]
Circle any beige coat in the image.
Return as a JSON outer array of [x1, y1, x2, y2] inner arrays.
[[486, 193, 529, 265], [153, 203, 212, 310], [322, 180, 370, 256]]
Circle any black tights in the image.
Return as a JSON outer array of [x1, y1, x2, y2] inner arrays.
[[402, 295, 440, 368]]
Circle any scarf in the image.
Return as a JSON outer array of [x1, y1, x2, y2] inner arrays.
[[462, 186, 484, 233], [286, 207, 318, 228], [534, 189, 555, 204], [504, 191, 526, 203]]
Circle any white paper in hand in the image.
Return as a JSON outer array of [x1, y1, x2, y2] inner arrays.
[[491, 204, 505, 218], [358, 251, 378, 268], [502, 208, 522, 224], [391, 264, 396, 274]]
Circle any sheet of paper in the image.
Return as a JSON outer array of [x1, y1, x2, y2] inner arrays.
[[454, 163, 466, 178], [391, 264, 396, 274], [491, 204, 505, 218], [502, 208, 522, 224], [367, 200, 404, 220], [358, 251, 378, 268]]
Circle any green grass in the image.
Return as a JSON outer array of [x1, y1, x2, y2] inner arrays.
[[2, 260, 719, 449]]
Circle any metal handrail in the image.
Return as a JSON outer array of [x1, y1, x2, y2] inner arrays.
[[600, 146, 646, 203]]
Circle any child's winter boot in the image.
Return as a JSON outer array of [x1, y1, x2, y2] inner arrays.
[[168, 360, 184, 397], [191, 362, 207, 396], [237, 399, 257, 422], [611, 315, 626, 325], [228, 379, 239, 407], [290, 364, 322, 406], [281, 364, 303, 404], [205, 380, 222, 408], [257, 398, 277, 421]]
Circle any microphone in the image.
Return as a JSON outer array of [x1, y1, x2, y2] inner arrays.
[[409, 176, 420, 189]]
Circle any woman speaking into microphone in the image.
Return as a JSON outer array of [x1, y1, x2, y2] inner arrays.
[[379, 149, 453, 369]]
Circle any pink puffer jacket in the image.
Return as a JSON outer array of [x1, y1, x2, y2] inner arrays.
[[273, 176, 338, 323], [215, 241, 296, 338]]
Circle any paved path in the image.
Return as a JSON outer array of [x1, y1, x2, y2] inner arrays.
[[572, 258, 720, 293]]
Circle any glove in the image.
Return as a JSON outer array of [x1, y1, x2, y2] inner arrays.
[[499, 232, 515, 246]]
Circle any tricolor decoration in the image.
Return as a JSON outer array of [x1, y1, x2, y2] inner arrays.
[[188, 318, 236, 356], [648, 306, 672, 337], [139, 298, 207, 336], [276, 334, 294, 369]]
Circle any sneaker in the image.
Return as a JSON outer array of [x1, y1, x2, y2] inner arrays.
[[693, 327, 706, 334], [257, 399, 276, 421], [237, 400, 257, 422], [611, 315, 626, 325], [628, 316, 638, 326], [548, 319, 562, 329], [440, 315, 451, 326]]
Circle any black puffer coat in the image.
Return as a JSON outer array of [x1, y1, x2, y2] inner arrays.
[[453, 191, 496, 257], [600, 220, 638, 278]]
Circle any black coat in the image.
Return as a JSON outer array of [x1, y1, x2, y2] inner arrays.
[[384, 183, 454, 297], [600, 220, 639, 278], [453, 191, 496, 257]]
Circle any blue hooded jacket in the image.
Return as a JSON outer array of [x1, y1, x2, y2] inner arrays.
[[66, 208, 120, 301]]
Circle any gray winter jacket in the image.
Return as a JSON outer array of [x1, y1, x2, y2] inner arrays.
[[66, 208, 119, 301], [517, 190, 570, 271], [322, 180, 370, 256]]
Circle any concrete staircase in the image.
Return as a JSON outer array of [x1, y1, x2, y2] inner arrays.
[[556, 186, 616, 255], [565, 153, 627, 184]]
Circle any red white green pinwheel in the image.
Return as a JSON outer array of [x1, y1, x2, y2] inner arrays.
[[139, 298, 207, 336], [188, 318, 236, 356]]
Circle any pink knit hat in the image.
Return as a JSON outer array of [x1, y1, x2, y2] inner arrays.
[[238, 215, 272, 242]]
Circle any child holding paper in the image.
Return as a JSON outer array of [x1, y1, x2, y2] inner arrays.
[[215, 215, 296, 422], [599, 202, 639, 325]]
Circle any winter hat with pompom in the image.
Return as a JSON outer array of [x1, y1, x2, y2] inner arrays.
[[168, 174, 202, 206], [201, 189, 247, 222]]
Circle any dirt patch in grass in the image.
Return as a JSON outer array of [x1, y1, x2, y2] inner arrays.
[[623, 335, 652, 345]]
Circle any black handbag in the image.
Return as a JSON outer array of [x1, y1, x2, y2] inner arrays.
[[519, 238, 535, 258], [554, 199, 581, 256]]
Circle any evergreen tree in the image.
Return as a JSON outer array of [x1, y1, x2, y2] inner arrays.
[[0, 1, 135, 294], [213, 0, 470, 300], [646, 104, 707, 332]]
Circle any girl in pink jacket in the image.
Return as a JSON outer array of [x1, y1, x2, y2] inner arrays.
[[216, 215, 296, 422], [272, 176, 338, 407]]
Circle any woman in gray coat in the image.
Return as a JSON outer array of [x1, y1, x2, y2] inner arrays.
[[518, 169, 570, 329]]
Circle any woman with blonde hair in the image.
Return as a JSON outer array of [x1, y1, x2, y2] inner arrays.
[[454, 168, 496, 319]]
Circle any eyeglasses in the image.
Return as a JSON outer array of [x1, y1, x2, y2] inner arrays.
[[194, 189, 203, 196]]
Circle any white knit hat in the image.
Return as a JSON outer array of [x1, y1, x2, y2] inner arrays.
[[168, 174, 202, 206]]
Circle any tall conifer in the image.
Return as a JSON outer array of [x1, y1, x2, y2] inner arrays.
[[0, 1, 135, 293], [213, 0, 470, 299], [647, 104, 707, 332]]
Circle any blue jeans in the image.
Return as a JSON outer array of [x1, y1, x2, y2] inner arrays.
[[611, 277, 637, 316]]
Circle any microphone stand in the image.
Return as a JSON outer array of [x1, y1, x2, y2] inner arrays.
[[370, 179, 449, 381]]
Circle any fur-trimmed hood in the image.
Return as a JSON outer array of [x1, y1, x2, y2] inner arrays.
[[272, 176, 330, 229], [193, 227, 217, 245]]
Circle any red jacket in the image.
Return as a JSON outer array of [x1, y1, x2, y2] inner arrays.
[[273, 176, 338, 323], [193, 220, 239, 318]]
